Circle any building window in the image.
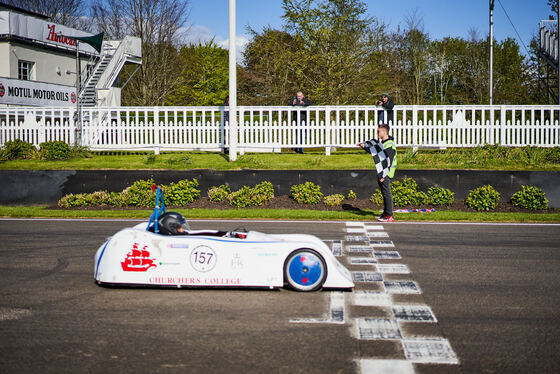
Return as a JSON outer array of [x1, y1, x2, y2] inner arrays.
[[18, 60, 34, 80]]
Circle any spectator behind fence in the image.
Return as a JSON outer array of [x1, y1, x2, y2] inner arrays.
[[289, 91, 312, 154], [376, 93, 394, 124]]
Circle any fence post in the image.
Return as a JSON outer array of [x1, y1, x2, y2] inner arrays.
[[325, 108, 331, 156], [154, 109, 160, 155], [499, 105, 506, 146], [412, 105, 418, 150]]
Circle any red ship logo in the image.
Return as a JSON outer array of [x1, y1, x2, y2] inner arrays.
[[121, 243, 157, 272]]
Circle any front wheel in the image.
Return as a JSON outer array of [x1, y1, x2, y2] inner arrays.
[[284, 249, 327, 292]]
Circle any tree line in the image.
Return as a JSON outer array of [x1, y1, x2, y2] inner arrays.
[[5, 0, 554, 106]]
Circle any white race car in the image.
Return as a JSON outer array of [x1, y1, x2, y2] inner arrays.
[[94, 218, 354, 292]]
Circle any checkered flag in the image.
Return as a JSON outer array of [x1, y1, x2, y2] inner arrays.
[[364, 139, 391, 179]]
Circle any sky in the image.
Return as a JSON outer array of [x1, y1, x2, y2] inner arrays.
[[185, 0, 553, 57]]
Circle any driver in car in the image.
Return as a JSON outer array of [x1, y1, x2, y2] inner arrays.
[[156, 212, 230, 237]]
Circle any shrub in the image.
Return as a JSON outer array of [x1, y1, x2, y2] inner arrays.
[[370, 178, 428, 207], [228, 186, 253, 207], [427, 186, 455, 206], [58, 193, 89, 208], [251, 181, 274, 205], [40, 141, 72, 160], [1, 139, 35, 160], [291, 182, 323, 205], [391, 178, 428, 207], [511, 185, 548, 210], [208, 184, 231, 202], [122, 179, 156, 207], [228, 181, 274, 207], [103, 191, 128, 207], [164, 179, 200, 206], [347, 190, 357, 200], [465, 185, 501, 211], [370, 190, 383, 204], [324, 194, 345, 207]]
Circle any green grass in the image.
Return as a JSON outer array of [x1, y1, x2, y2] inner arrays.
[[1, 206, 558, 222], [1, 146, 559, 171]]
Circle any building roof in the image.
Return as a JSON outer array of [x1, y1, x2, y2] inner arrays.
[[0, 2, 50, 20]]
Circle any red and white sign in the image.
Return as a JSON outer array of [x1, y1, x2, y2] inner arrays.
[[0, 10, 98, 55], [0, 77, 76, 107]]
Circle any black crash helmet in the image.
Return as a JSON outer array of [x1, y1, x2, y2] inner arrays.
[[157, 212, 190, 235]]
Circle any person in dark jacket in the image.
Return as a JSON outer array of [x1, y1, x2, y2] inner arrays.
[[357, 124, 398, 222], [376, 93, 394, 124], [289, 91, 312, 154]]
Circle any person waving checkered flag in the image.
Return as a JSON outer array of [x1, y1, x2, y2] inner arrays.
[[358, 124, 398, 222], [363, 138, 392, 180]]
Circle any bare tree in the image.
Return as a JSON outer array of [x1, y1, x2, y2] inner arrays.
[[92, 0, 190, 105], [3, 0, 90, 29]]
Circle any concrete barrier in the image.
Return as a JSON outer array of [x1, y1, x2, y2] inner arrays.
[[1, 169, 559, 208]]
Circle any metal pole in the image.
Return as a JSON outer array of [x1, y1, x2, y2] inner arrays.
[[75, 41, 81, 146], [489, 0, 494, 105], [228, 0, 238, 161], [557, 3, 559, 104]]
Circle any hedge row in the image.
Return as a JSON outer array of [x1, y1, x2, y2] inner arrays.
[[0, 139, 89, 161], [57, 178, 549, 211]]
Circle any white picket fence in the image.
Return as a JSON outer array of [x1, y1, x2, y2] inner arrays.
[[1, 105, 559, 153]]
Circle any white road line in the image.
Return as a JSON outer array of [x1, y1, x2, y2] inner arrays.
[[2, 218, 558, 226], [290, 292, 345, 324], [346, 235, 372, 242], [364, 225, 384, 230], [347, 245, 374, 253], [0, 217, 560, 227], [346, 222, 366, 227], [360, 359, 414, 374], [367, 231, 390, 238], [347, 227, 367, 233]]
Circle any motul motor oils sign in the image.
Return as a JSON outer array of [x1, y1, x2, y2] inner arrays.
[[0, 77, 76, 106]]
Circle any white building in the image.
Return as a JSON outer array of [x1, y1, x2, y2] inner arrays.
[[0, 2, 141, 107]]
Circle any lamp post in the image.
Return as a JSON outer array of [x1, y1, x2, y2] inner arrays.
[[228, 0, 238, 161], [489, 0, 494, 106]]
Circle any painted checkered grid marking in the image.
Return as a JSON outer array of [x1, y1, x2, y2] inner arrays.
[[350, 257, 378, 265], [359, 359, 414, 374], [353, 291, 391, 307], [369, 240, 394, 247], [392, 305, 437, 322], [342, 222, 459, 373], [373, 250, 401, 259], [402, 338, 459, 364], [383, 280, 422, 294], [346, 235, 371, 242], [364, 225, 384, 231], [353, 271, 383, 282], [377, 264, 410, 274], [356, 318, 403, 340], [347, 245, 374, 253], [366, 231, 390, 238], [331, 240, 343, 256]]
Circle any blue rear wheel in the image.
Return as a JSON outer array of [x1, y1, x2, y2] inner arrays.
[[284, 249, 327, 292]]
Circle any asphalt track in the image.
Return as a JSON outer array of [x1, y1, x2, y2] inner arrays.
[[0, 219, 559, 374]]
